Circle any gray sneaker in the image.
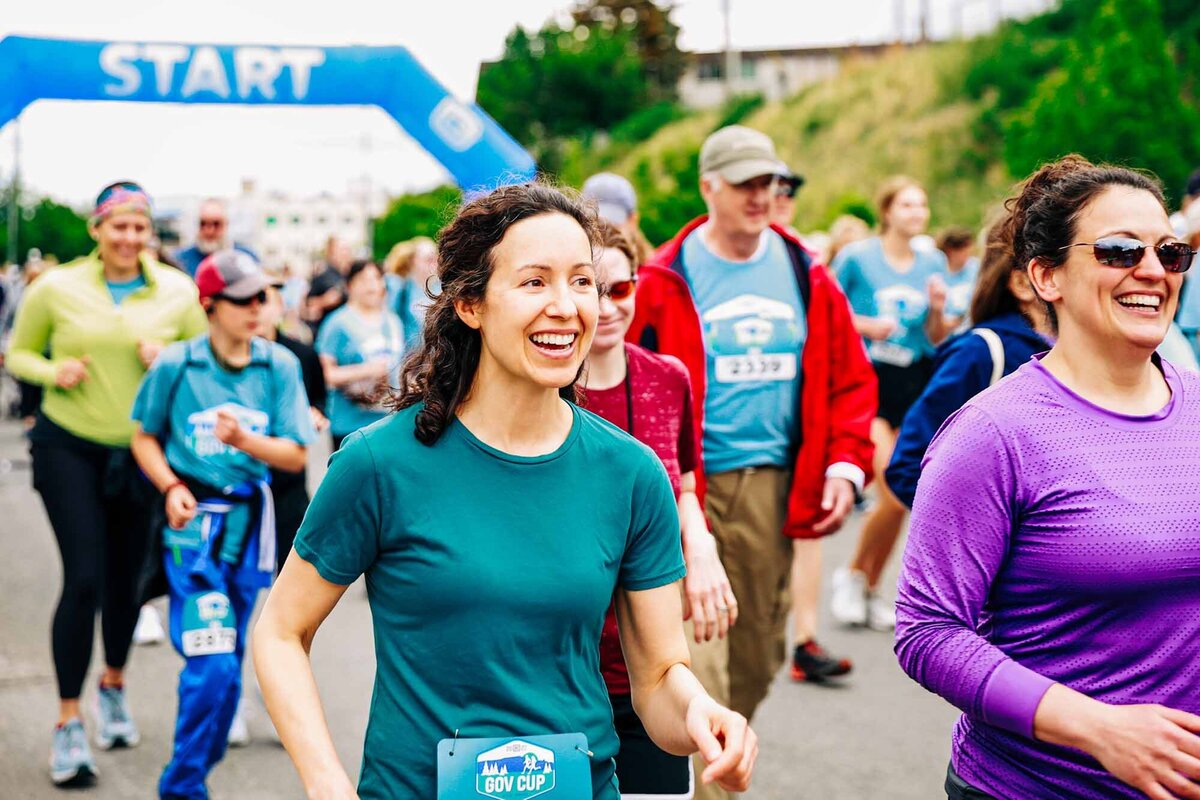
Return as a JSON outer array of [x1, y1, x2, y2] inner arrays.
[[95, 684, 141, 749], [50, 718, 97, 787]]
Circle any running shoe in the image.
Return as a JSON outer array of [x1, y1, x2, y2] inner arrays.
[[50, 718, 97, 787], [227, 703, 250, 748], [830, 567, 869, 627], [790, 640, 853, 682], [95, 683, 140, 749], [133, 604, 166, 646], [867, 593, 896, 631]]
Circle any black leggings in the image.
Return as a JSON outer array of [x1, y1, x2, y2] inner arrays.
[[31, 419, 154, 700]]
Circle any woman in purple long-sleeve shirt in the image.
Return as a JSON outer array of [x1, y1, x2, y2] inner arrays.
[[896, 155, 1200, 800]]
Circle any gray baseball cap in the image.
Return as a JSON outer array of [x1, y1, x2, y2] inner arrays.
[[700, 126, 788, 185], [582, 173, 637, 225]]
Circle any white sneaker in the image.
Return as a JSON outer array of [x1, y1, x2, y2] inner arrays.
[[866, 593, 896, 631], [830, 567, 869, 627], [227, 703, 250, 748], [132, 605, 165, 646]]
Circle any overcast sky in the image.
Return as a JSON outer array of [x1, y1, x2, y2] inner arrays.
[[0, 0, 1047, 206]]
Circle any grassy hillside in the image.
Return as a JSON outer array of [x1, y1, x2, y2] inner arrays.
[[550, 40, 1013, 244]]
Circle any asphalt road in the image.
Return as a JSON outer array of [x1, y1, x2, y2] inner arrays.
[[0, 420, 957, 799]]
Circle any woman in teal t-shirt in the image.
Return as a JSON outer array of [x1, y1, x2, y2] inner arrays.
[[315, 259, 405, 450], [254, 184, 758, 800]]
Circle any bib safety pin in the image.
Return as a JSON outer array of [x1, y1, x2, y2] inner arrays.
[[449, 728, 459, 757], [574, 745, 594, 758]]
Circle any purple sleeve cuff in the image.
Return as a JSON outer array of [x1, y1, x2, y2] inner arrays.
[[980, 659, 1056, 739]]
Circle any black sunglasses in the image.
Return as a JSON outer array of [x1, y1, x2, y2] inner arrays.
[[775, 183, 797, 199], [1057, 236, 1196, 273], [217, 290, 268, 306]]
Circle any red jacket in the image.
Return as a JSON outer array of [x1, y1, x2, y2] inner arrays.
[[627, 216, 877, 539]]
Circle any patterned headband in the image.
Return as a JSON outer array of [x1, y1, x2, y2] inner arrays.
[[91, 183, 152, 225]]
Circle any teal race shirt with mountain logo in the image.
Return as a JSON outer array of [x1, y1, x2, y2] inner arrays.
[[681, 227, 806, 473]]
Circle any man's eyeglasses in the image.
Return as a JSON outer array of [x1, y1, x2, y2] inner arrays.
[[1057, 237, 1196, 273], [199, 218, 226, 229], [605, 278, 638, 301], [217, 290, 268, 306]]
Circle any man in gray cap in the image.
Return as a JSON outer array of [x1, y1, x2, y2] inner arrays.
[[582, 172, 653, 262], [627, 125, 876, 798]]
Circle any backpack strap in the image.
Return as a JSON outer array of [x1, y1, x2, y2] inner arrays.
[[971, 328, 1005, 387]]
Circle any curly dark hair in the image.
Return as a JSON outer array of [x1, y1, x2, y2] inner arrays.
[[1000, 154, 1167, 332], [390, 182, 601, 445]]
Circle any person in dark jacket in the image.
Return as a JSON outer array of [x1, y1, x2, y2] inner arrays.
[[885, 213, 1053, 509]]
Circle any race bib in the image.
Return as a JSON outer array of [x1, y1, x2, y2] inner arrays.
[[181, 590, 237, 657], [437, 733, 592, 800], [714, 353, 797, 383], [868, 340, 916, 367]]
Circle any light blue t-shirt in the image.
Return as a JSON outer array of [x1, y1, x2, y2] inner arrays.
[[680, 227, 806, 473], [316, 306, 406, 437], [834, 237, 948, 366], [944, 256, 980, 322], [1176, 273, 1200, 362], [107, 274, 147, 305], [131, 334, 316, 561]]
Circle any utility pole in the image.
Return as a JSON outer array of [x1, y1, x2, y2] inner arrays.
[[722, 0, 740, 99], [919, 0, 931, 42], [6, 118, 19, 267]]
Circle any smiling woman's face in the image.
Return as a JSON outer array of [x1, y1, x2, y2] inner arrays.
[[1037, 185, 1181, 353], [459, 212, 599, 392]]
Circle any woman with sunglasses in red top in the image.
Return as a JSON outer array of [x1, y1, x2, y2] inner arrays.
[[582, 221, 737, 799]]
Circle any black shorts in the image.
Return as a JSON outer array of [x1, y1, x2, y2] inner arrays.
[[874, 358, 934, 429], [945, 763, 996, 799], [610, 692, 692, 798]]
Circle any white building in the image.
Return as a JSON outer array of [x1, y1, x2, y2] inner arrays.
[[159, 178, 388, 275], [678, 44, 889, 109]]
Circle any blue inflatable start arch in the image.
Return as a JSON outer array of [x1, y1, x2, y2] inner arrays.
[[0, 36, 537, 192]]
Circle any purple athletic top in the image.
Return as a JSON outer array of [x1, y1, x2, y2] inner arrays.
[[895, 354, 1200, 799]]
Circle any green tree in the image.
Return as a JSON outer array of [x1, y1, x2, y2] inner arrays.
[[1003, 0, 1200, 201], [570, 0, 684, 102], [0, 190, 93, 264], [477, 20, 648, 145], [372, 185, 462, 261]]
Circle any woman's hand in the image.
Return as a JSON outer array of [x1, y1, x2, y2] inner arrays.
[[304, 773, 361, 800], [860, 317, 898, 341], [681, 531, 737, 643], [165, 484, 198, 530], [1036, 684, 1200, 800], [1082, 704, 1200, 800], [310, 407, 330, 434], [685, 694, 758, 792], [137, 339, 164, 369], [55, 356, 90, 389]]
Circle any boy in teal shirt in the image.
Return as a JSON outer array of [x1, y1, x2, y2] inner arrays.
[[130, 250, 314, 800]]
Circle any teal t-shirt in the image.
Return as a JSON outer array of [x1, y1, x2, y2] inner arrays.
[[293, 403, 685, 800], [131, 335, 315, 561], [315, 306, 405, 436], [834, 237, 948, 365], [680, 227, 806, 473], [106, 274, 147, 305]]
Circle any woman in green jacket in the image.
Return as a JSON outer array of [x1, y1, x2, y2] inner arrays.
[[6, 181, 206, 788]]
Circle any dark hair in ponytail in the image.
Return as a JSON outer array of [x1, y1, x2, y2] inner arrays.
[[967, 211, 1020, 325], [1005, 154, 1167, 331], [390, 182, 600, 445]]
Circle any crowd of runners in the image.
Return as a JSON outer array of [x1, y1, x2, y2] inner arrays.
[[1, 123, 1200, 800]]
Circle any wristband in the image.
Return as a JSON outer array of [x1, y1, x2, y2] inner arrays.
[[163, 480, 186, 497]]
